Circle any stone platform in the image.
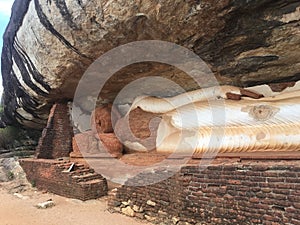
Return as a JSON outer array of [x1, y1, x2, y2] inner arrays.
[[20, 159, 108, 201], [107, 153, 300, 225]]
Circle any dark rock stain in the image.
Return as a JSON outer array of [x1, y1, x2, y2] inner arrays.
[[221, 55, 279, 76], [14, 39, 51, 94], [1, 0, 53, 127], [76, 0, 83, 8], [12, 43, 48, 96], [3, 70, 43, 127], [194, 12, 282, 69], [193, 0, 300, 83], [34, 0, 90, 59], [54, 0, 79, 30], [244, 73, 300, 87], [1, 0, 33, 127], [276, 1, 300, 15]]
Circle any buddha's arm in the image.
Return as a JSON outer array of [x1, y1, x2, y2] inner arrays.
[[128, 81, 300, 116]]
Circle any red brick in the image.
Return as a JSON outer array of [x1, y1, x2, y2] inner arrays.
[[91, 104, 120, 134], [20, 159, 107, 200], [227, 179, 242, 185], [286, 177, 300, 183], [108, 161, 300, 224], [36, 104, 73, 159], [249, 197, 260, 203], [291, 219, 300, 225], [97, 133, 123, 158]]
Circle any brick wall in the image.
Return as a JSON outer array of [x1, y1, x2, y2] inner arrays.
[[20, 158, 108, 201], [36, 103, 73, 159], [109, 160, 300, 225]]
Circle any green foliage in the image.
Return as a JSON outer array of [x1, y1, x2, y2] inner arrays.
[[0, 126, 19, 149], [31, 180, 36, 188], [6, 171, 14, 181], [0, 104, 17, 149], [0, 102, 41, 150]]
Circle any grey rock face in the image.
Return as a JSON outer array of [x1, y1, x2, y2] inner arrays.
[[0, 166, 8, 182], [0, 158, 26, 182], [1, 0, 300, 128]]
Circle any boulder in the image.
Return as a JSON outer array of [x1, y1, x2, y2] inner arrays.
[[2, 0, 300, 128], [121, 206, 135, 217], [0, 166, 8, 182]]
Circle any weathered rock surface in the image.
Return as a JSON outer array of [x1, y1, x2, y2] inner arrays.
[[0, 158, 27, 183], [2, 0, 300, 128]]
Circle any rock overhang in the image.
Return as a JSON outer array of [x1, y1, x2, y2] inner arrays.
[[1, 0, 300, 129]]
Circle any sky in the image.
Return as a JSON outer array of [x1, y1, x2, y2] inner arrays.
[[0, 0, 15, 96]]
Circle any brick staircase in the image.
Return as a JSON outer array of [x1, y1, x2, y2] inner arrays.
[[20, 159, 108, 201]]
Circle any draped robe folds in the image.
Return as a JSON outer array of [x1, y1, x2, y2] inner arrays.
[[117, 82, 300, 154]]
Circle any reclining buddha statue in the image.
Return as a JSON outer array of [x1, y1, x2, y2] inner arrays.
[[115, 81, 300, 155]]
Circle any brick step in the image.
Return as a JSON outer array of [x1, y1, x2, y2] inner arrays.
[[74, 164, 92, 171], [74, 163, 86, 168], [57, 162, 74, 169], [72, 173, 103, 182], [75, 163, 95, 170], [58, 161, 105, 187], [79, 179, 104, 186], [70, 168, 95, 176], [75, 166, 91, 171], [20, 158, 108, 201], [56, 162, 95, 173]]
